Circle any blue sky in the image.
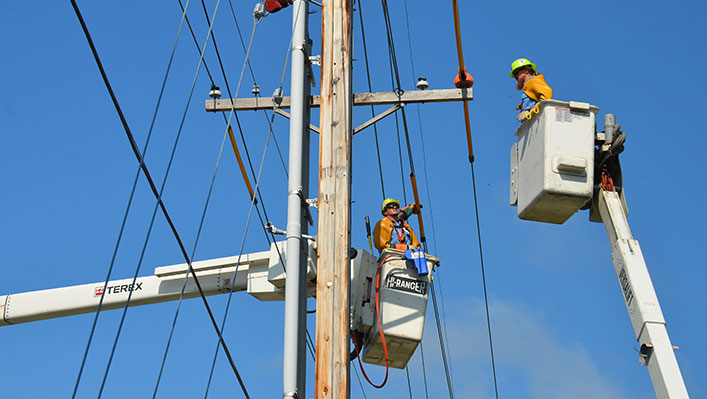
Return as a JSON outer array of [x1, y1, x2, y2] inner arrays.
[[1, 0, 705, 398]]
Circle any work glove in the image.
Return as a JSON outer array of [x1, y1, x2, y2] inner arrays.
[[516, 110, 530, 122], [399, 203, 422, 220]]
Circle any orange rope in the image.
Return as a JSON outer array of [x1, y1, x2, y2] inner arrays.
[[227, 125, 256, 202], [409, 173, 426, 243]]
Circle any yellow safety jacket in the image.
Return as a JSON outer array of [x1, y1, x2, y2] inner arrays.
[[523, 74, 553, 102], [373, 216, 421, 253]]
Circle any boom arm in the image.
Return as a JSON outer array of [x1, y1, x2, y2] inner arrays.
[[598, 189, 688, 398], [1, 241, 317, 326]]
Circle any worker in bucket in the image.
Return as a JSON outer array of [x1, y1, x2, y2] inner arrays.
[[373, 198, 421, 253], [510, 58, 553, 122]]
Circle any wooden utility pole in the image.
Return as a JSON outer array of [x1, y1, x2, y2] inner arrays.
[[315, 0, 353, 397]]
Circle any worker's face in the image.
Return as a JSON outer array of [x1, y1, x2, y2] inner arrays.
[[514, 68, 532, 90], [384, 203, 399, 217]]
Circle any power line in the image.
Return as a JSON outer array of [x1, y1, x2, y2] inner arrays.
[[470, 163, 499, 398], [378, 2, 455, 397], [446, 0, 499, 396], [174, 0, 288, 277], [356, 0, 386, 199], [70, 1, 192, 395], [198, 0, 289, 177], [68, 1, 250, 397], [400, 0, 453, 390], [198, 2, 311, 395]]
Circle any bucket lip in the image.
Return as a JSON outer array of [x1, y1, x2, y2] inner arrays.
[[378, 248, 440, 265], [514, 99, 599, 137]]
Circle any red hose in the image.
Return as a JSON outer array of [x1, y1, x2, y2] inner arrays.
[[355, 255, 396, 388]]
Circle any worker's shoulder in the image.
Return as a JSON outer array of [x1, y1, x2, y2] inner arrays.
[[373, 217, 390, 229]]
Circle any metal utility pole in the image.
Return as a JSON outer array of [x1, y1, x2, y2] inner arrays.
[[283, 0, 312, 398], [315, 0, 353, 397]]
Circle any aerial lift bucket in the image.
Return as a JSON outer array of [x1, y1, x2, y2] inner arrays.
[[354, 249, 439, 369], [510, 99, 599, 224]]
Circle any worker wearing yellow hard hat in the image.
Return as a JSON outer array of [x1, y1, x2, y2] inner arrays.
[[373, 198, 421, 253], [510, 58, 553, 122]]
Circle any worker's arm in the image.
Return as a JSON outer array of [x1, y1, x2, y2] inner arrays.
[[523, 74, 553, 101], [399, 203, 422, 220]]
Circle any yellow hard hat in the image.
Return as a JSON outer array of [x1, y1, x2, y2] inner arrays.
[[510, 58, 537, 78], [381, 198, 400, 214]]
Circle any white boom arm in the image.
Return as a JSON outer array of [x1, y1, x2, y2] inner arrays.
[[1, 241, 317, 326], [598, 189, 688, 398]]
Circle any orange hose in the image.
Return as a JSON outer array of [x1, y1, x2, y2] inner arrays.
[[355, 256, 395, 388]]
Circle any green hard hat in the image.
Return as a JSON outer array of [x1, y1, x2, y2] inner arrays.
[[510, 58, 537, 77]]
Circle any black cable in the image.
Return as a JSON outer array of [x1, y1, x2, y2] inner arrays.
[[401, 0, 438, 254], [379, 4, 456, 396], [419, 342, 429, 399], [68, 2, 250, 397], [68, 5, 191, 394], [305, 328, 316, 360], [199, 0, 289, 176], [405, 365, 414, 398], [470, 163, 499, 398], [352, 361, 369, 399], [356, 0, 386, 199], [430, 275, 455, 399], [176, 0, 286, 269], [401, 1, 449, 391], [203, 103, 278, 398]]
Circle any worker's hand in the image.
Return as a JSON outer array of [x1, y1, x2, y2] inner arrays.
[[411, 202, 423, 214], [516, 110, 530, 122]]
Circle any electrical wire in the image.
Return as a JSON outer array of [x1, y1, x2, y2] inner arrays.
[[198, 0, 289, 178], [419, 341, 429, 399], [352, 362, 369, 399], [175, 0, 287, 275], [153, 6, 278, 395], [356, 0, 386, 199], [226, 0, 289, 178], [378, 3, 456, 397], [470, 163, 499, 398], [430, 280, 454, 398], [199, 2, 310, 395], [69, 1, 192, 396], [400, 0, 453, 390], [153, 109, 232, 399], [69, 1, 250, 397], [405, 365, 413, 398], [445, 1, 500, 396]]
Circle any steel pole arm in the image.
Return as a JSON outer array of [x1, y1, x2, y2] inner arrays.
[[598, 190, 689, 398]]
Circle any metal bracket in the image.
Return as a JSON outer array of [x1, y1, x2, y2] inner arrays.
[[272, 87, 284, 109], [253, 3, 266, 20], [639, 343, 654, 366], [306, 198, 318, 209], [266, 222, 287, 236], [295, 42, 317, 87], [297, 188, 314, 226], [283, 390, 299, 399], [309, 55, 321, 66]]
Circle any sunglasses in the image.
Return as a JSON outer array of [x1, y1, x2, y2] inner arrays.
[[386, 203, 399, 209]]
